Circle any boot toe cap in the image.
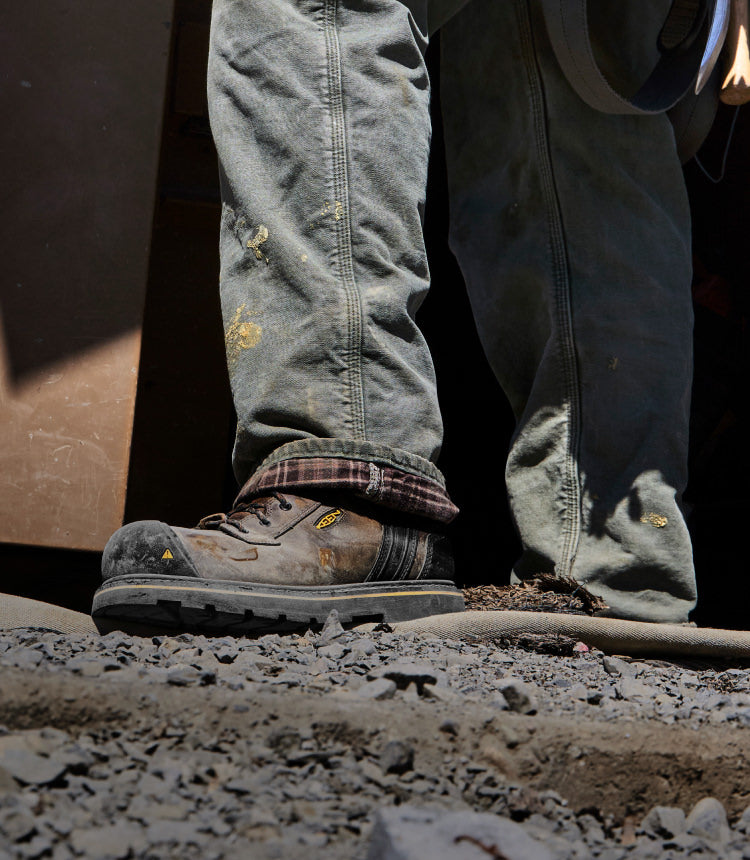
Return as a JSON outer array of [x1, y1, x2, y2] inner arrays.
[[102, 520, 198, 581]]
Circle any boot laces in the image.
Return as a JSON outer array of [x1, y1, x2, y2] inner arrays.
[[197, 492, 292, 532]]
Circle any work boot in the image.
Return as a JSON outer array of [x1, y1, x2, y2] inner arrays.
[[92, 492, 464, 634]]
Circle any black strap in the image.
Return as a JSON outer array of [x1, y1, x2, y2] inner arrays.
[[541, 0, 717, 115]]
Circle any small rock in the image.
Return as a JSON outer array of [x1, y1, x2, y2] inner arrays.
[[594, 849, 631, 860], [401, 685, 420, 703], [0, 765, 19, 794], [641, 805, 686, 839], [146, 819, 206, 846], [67, 658, 105, 677], [214, 648, 236, 664], [350, 638, 378, 658], [269, 671, 304, 687], [306, 657, 331, 676], [380, 741, 414, 775], [421, 685, 458, 704], [247, 805, 279, 828], [367, 805, 554, 860], [224, 777, 257, 795], [489, 692, 510, 710], [166, 665, 202, 686], [371, 662, 446, 693], [51, 744, 95, 774], [359, 759, 389, 787], [319, 610, 346, 643], [18, 834, 54, 859], [488, 650, 515, 665], [616, 678, 656, 701], [686, 797, 730, 843], [736, 804, 750, 834], [317, 644, 347, 661], [664, 832, 703, 852], [0, 802, 36, 842], [0, 730, 69, 759], [602, 657, 634, 677], [497, 680, 538, 714], [356, 679, 397, 700], [46, 817, 72, 837], [0, 749, 66, 786], [70, 823, 147, 859], [207, 819, 232, 837], [578, 813, 605, 843], [10, 651, 43, 670]]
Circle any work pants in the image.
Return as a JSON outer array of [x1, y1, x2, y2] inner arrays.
[[207, 0, 697, 622]]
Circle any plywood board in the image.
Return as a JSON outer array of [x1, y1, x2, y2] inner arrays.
[[0, 0, 174, 550]]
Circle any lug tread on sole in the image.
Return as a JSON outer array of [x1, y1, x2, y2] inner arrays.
[[91, 578, 464, 635], [94, 600, 387, 635]]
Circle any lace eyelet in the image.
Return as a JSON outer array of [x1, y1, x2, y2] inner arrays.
[[280, 502, 292, 511]]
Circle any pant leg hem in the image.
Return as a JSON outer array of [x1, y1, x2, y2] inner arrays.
[[251, 438, 445, 486], [237, 454, 458, 523]]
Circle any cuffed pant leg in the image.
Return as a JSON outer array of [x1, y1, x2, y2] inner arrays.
[[208, 0, 443, 488], [441, 0, 696, 622]]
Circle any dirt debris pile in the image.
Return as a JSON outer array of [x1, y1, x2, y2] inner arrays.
[[463, 577, 609, 616]]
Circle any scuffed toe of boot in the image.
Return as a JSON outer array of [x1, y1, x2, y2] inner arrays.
[[102, 521, 200, 581]]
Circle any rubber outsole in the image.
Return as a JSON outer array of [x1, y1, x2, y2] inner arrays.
[[91, 575, 465, 635]]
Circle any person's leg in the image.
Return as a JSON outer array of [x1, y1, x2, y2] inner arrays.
[[209, 0, 445, 498], [441, 0, 697, 622], [93, 0, 465, 632]]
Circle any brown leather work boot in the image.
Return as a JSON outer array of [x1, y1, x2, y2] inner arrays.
[[92, 492, 463, 634]]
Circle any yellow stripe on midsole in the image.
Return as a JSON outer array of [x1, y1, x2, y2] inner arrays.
[[100, 583, 459, 602]]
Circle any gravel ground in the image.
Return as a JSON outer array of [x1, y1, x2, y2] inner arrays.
[[1, 612, 750, 859]]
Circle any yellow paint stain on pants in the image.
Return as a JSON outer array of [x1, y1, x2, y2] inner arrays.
[[226, 304, 262, 365], [640, 512, 668, 528], [247, 225, 269, 261]]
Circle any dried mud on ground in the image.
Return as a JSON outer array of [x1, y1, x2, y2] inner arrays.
[[463, 578, 609, 616], [1, 618, 750, 859]]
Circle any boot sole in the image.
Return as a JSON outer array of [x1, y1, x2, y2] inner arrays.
[[91, 575, 465, 635]]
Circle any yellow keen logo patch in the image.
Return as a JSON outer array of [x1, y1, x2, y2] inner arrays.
[[315, 509, 343, 530], [161, 549, 174, 560]]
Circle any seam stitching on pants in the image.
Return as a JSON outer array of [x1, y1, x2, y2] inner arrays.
[[323, 0, 367, 440], [517, 0, 582, 577]]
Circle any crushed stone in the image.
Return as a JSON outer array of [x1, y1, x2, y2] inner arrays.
[[0, 614, 749, 858]]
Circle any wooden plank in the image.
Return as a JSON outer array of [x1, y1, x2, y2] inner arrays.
[[0, 0, 174, 550]]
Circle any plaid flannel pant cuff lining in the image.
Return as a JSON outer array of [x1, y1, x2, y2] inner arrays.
[[237, 456, 459, 524]]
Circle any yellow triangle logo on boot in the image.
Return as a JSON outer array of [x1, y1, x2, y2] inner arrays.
[[161, 549, 174, 560]]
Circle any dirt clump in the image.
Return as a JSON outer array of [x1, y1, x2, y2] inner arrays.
[[463, 575, 609, 616]]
